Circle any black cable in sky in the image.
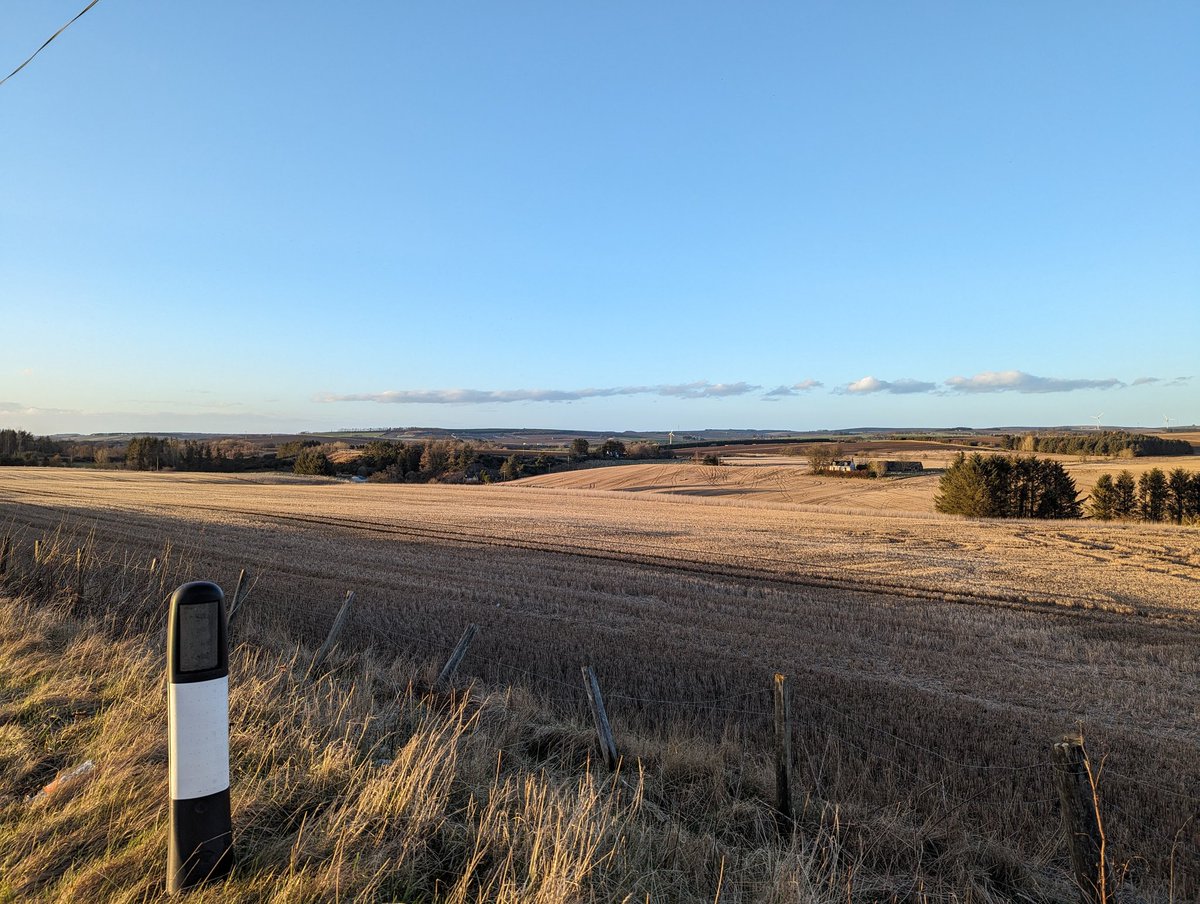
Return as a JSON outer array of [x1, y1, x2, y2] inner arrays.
[[0, 0, 103, 89]]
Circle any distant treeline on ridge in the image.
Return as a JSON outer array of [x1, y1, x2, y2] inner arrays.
[[1001, 431, 1192, 457]]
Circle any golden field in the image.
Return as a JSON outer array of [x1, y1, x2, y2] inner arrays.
[[518, 450, 1200, 513], [1, 463, 1198, 901]]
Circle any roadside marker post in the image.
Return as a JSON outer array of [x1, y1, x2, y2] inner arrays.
[[167, 582, 233, 893]]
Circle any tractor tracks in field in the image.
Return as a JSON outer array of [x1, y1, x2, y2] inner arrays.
[[4, 481, 1196, 631], [171, 506, 1188, 624]]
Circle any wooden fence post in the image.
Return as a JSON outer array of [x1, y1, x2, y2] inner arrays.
[[226, 569, 248, 624], [73, 547, 83, 598], [774, 673, 794, 830], [437, 624, 478, 686], [581, 665, 619, 771], [1051, 735, 1110, 904], [34, 538, 42, 567], [306, 591, 356, 681]]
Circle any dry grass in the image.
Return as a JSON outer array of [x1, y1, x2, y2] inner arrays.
[[1, 468, 1199, 899]]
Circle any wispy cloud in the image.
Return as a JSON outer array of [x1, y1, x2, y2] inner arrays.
[[944, 370, 1123, 394], [1133, 376, 1193, 388], [762, 379, 824, 400], [657, 381, 760, 398], [839, 376, 937, 395], [318, 381, 762, 405], [0, 401, 81, 416]]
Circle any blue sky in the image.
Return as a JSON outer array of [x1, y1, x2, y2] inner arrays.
[[2, 2, 1196, 434]]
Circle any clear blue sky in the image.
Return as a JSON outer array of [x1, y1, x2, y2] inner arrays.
[[2, 2, 1196, 434]]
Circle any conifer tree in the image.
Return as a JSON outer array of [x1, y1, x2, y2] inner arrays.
[[935, 453, 996, 517], [1138, 468, 1168, 522], [1089, 474, 1117, 520], [1113, 470, 1137, 518], [1166, 468, 1190, 524]]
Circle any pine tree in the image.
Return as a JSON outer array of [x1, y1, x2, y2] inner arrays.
[[935, 453, 995, 517], [499, 454, 521, 481], [1033, 458, 1081, 519], [1138, 468, 1168, 522], [1113, 470, 1137, 519], [1185, 474, 1200, 522], [1166, 468, 1190, 524], [1089, 474, 1117, 520]]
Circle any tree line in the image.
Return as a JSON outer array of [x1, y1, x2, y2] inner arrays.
[[1089, 468, 1200, 523], [1001, 431, 1193, 458], [124, 436, 273, 472], [0, 429, 71, 465], [935, 453, 1082, 519], [568, 438, 666, 461], [1, 428, 671, 480], [295, 437, 671, 482], [294, 439, 547, 483]]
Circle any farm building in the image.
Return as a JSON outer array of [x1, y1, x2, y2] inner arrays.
[[830, 458, 856, 472], [868, 459, 923, 474]]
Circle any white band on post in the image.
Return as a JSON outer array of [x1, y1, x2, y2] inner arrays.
[[168, 677, 230, 800]]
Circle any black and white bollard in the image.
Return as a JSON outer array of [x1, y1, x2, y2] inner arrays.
[[167, 581, 233, 893]]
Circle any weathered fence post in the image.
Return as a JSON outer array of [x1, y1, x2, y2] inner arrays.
[[74, 547, 83, 598], [226, 569, 248, 624], [437, 624, 478, 686], [1051, 735, 1110, 904], [305, 591, 356, 681], [581, 665, 619, 771], [34, 538, 42, 567], [774, 673, 794, 830]]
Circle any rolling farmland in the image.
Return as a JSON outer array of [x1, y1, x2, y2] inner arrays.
[[2, 464, 1198, 897]]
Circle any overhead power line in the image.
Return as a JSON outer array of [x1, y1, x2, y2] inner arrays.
[[0, 0, 103, 89]]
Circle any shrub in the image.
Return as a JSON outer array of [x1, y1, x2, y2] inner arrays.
[[294, 447, 334, 476]]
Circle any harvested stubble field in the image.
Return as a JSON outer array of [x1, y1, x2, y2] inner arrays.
[[519, 453, 1200, 512], [2, 466, 1199, 900]]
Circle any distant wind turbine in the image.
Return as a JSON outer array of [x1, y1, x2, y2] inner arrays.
[[1164, 415, 1173, 433], [1091, 413, 1104, 432], [667, 431, 675, 445]]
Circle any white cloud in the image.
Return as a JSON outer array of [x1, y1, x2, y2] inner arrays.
[[944, 370, 1123, 394], [318, 381, 762, 405], [840, 376, 937, 395], [763, 379, 824, 399]]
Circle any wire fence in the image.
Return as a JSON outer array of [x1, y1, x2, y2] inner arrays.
[[6, 529, 1200, 811]]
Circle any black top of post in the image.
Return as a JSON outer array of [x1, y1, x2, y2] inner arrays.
[[168, 581, 228, 684]]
